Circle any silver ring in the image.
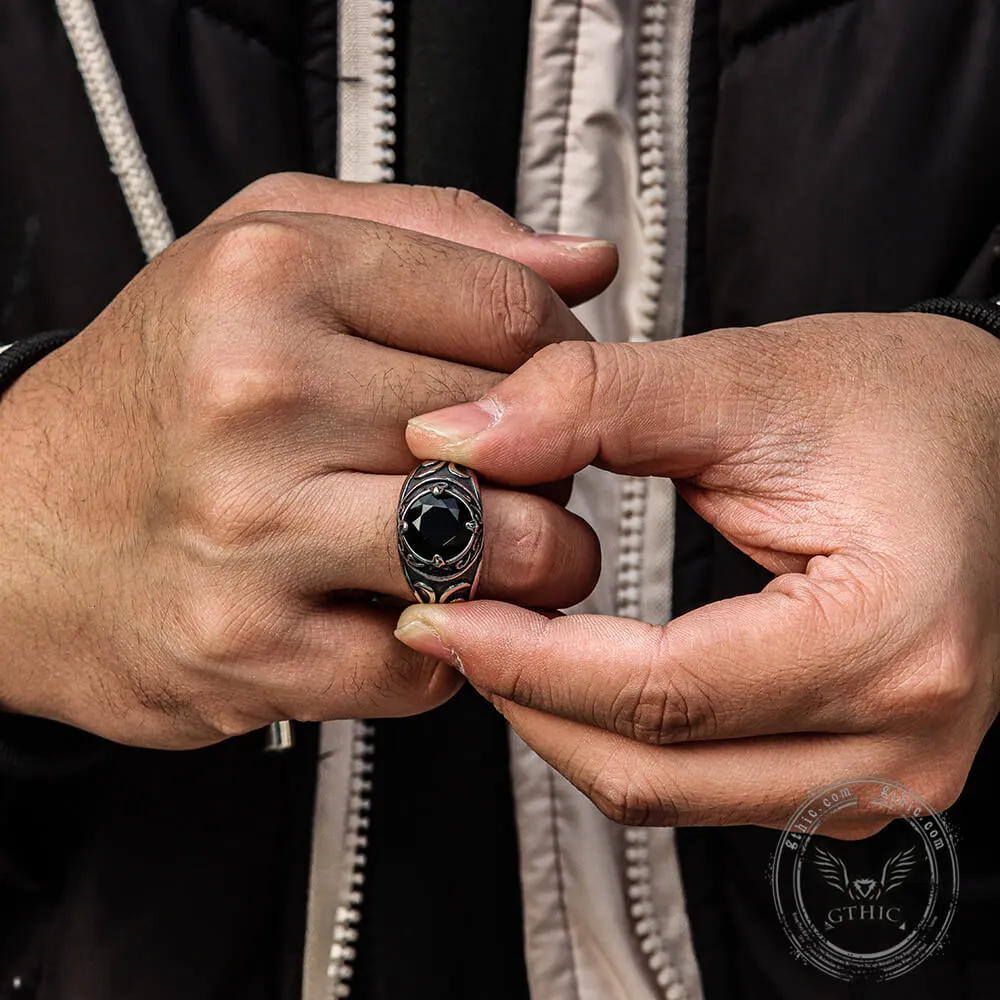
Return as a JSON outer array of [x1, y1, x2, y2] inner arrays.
[[397, 461, 484, 604]]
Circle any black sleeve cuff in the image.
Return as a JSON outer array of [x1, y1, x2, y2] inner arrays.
[[0, 329, 109, 779], [909, 297, 1000, 340], [0, 331, 77, 393]]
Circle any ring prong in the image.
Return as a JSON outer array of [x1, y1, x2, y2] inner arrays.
[[399, 462, 483, 604]]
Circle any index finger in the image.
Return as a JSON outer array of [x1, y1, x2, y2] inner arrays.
[[392, 566, 902, 744], [199, 210, 599, 372], [210, 174, 620, 309]]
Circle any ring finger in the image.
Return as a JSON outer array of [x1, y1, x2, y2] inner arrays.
[[278, 472, 601, 609]]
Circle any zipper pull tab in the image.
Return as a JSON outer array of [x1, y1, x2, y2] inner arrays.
[[265, 720, 295, 752]]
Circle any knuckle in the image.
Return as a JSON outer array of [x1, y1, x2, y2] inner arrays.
[[502, 497, 560, 594], [898, 761, 969, 814], [180, 592, 250, 666], [530, 341, 602, 407], [933, 770, 967, 812], [504, 658, 545, 709], [922, 772, 967, 813], [186, 350, 302, 427], [585, 769, 682, 827], [203, 706, 260, 742], [242, 172, 320, 210], [877, 640, 978, 727], [616, 640, 719, 745], [428, 185, 493, 221], [472, 255, 554, 357], [176, 585, 285, 669], [186, 478, 278, 548], [225, 172, 298, 213], [624, 679, 698, 745], [588, 772, 648, 826], [180, 220, 311, 429], [200, 213, 306, 293]]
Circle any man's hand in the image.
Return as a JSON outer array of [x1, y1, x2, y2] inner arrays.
[[397, 312, 1000, 836], [0, 175, 613, 749]]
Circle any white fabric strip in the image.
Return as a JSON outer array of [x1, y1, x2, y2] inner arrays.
[[0, 345, 12, 356], [511, 732, 675, 1000], [337, 0, 397, 183], [515, 1, 702, 998], [631, 0, 695, 630], [303, 3, 402, 997], [55, 0, 174, 260]]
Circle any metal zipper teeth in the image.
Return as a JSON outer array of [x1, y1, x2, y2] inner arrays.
[[371, 0, 398, 182], [326, 720, 376, 999], [326, 2, 398, 993], [615, 0, 670, 620], [618, 3, 688, 999], [326, 2, 397, 994]]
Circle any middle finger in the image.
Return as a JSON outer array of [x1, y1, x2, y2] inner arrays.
[[272, 337, 503, 475]]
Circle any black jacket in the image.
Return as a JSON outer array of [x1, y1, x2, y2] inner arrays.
[[3, 2, 1000, 999]]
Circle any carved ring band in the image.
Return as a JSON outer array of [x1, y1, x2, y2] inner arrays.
[[397, 461, 484, 604]]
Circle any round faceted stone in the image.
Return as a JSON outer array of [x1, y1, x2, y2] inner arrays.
[[403, 492, 474, 562]]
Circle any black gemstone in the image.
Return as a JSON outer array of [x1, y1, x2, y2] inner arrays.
[[403, 493, 474, 562]]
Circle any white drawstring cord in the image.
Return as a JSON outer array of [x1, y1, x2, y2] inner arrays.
[[55, 0, 175, 260]]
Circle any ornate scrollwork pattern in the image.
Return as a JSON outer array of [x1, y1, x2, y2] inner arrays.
[[397, 461, 484, 604]]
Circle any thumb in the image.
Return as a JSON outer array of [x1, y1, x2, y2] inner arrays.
[[405, 337, 744, 486], [211, 173, 619, 307]]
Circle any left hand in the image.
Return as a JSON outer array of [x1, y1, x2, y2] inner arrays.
[[393, 312, 1000, 836]]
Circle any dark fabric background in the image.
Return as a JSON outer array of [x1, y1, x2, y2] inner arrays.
[[677, 1, 1000, 997]]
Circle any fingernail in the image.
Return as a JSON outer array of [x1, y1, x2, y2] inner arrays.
[[408, 398, 502, 447], [533, 234, 617, 252], [395, 612, 464, 673]]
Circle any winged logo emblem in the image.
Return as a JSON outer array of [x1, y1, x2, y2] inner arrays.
[[813, 845, 919, 901]]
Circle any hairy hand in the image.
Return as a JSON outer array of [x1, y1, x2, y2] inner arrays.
[[0, 175, 613, 748], [397, 313, 1000, 836]]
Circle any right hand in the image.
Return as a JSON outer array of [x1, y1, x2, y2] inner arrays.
[[0, 175, 612, 749]]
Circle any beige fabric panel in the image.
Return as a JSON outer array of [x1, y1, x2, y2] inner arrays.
[[511, 731, 674, 1000], [514, 1, 702, 998]]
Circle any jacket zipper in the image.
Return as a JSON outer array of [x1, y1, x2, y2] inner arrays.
[[369, 0, 398, 182], [326, 720, 376, 998], [618, 3, 690, 999], [326, 2, 398, 994], [614, 0, 671, 622], [337, 0, 398, 184], [334, 2, 691, 997]]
